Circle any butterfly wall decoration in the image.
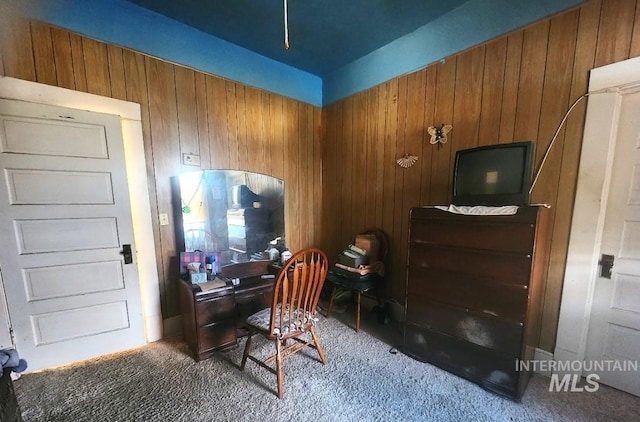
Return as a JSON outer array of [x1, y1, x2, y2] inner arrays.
[[428, 124, 452, 147]]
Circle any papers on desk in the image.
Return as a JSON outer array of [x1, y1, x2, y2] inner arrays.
[[198, 278, 227, 292]]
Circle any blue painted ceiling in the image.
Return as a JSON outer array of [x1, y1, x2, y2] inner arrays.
[[124, 0, 470, 77]]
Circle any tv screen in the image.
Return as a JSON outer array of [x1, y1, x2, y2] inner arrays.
[[452, 141, 533, 206]]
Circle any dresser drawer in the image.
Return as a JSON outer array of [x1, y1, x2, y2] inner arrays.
[[198, 319, 237, 352], [406, 299, 524, 356], [407, 266, 529, 322], [195, 294, 236, 325], [403, 323, 522, 399], [409, 219, 535, 254], [408, 243, 532, 286]]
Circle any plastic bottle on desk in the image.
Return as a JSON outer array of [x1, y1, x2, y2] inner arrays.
[[206, 254, 216, 280], [281, 248, 292, 264], [269, 247, 280, 262], [213, 253, 220, 274]]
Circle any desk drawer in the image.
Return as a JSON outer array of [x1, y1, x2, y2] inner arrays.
[[235, 289, 273, 314], [198, 319, 237, 352], [196, 294, 236, 325]]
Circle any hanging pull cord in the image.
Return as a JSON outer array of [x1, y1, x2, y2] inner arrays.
[[528, 86, 619, 196], [284, 0, 290, 49]]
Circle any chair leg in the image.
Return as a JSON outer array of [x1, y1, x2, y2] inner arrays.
[[275, 338, 284, 399], [326, 286, 337, 317], [310, 325, 327, 365], [240, 332, 253, 371], [355, 292, 361, 332]]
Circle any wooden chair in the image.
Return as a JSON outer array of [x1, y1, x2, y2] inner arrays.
[[240, 248, 329, 399], [326, 228, 388, 332]]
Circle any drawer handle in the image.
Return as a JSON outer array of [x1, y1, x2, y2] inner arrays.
[[482, 309, 499, 317]]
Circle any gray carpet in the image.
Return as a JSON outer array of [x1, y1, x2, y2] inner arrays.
[[12, 313, 640, 422]]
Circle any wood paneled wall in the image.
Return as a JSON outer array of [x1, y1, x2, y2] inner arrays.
[[1, 0, 638, 351], [0, 14, 322, 320], [321, 0, 640, 351]]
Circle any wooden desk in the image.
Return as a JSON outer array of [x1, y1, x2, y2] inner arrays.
[[178, 260, 277, 361]]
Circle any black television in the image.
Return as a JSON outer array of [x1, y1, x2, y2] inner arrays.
[[452, 141, 534, 206]]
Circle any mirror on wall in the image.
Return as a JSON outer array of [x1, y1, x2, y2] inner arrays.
[[173, 170, 285, 266]]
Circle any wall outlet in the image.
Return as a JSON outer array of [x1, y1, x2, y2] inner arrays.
[[159, 213, 169, 226], [182, 153, 200, 166]]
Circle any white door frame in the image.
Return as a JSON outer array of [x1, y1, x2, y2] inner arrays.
[[0, 76, 163, 343], [555, 56, 640, 368]]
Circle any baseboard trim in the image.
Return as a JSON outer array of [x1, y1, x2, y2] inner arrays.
[[533, 348, 555, 377], [162, 316, 183, 340]]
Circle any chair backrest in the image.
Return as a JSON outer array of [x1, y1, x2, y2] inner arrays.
[[269, 248, 328, 337]]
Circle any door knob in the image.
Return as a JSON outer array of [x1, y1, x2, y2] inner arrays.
[[120, 244, 133, 264], [598, 254, 614, 279]]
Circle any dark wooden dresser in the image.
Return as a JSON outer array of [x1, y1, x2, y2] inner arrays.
[[403, 206, 549, 400], [178, 261, 276, 361]]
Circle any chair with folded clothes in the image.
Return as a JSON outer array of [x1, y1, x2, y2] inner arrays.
[[240, 248, 329, 399], [326, 228, 388, 332]]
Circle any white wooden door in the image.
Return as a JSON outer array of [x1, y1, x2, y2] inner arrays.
[[584, 88, 640, 396], [0, 271, 12, 348], [0, 99, 146, 371]]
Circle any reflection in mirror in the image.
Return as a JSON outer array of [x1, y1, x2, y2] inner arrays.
[[174, 170, 285, 266]]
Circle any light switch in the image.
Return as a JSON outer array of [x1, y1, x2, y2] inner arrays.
[[159, 213, 169, 226], [183, 153, 201, 166]]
